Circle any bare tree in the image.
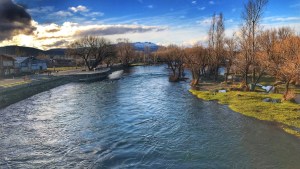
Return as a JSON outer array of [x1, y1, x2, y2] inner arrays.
[[274, 34, 300, 99], [67, 36, 115, 71], [257, 27, 299, 99], [143, 45, 151, 64], [241, 0, 268, 89], [208, 13, 225, 81], [185, 45, 208, 86], [157, 45, 185, 82], [116, 38, 134, 67], [224, 33, 238, 83]]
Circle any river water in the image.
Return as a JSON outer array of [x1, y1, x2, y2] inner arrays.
[[0, 65, 300, 168]]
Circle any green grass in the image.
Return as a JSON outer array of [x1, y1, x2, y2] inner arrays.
[[190, 90, 300, 137], [47, 67, 78, 71], [0, 80, 31, 88]]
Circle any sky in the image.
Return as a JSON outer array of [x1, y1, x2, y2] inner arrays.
[[0, 0, 299, 50]]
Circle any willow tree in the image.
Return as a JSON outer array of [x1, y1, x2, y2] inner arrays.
[[157, 45, 185, 82], [185, 45, 208, 86], [67, 36, 115, 70]]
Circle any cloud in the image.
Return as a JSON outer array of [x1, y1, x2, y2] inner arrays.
[[209, 1, 215, 5], [196, 17, 212, 26], [82, 12, 104, 18], [0, 21, 167, 49], [261, 16, 300, 33], [147, 5, 154, 9], [75, 24, 166, 36], [225, 19, 234, 23], [49, 11, 73, 18], [264, 16, 300, 22], [69, 5, 89, 13], [192, 1, 197, 4], [198, 7, 206, 10], [27, 6, 54, 16], [43, 40, 68, 48], [0, 0, 35, 41]]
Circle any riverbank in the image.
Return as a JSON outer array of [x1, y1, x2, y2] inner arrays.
[[0, 77, 70, 108], [0, 65, 125, 109], [190, 89, 300, 137]]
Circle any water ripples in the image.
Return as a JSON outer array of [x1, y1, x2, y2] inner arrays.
[[1, 65, 300, 168]]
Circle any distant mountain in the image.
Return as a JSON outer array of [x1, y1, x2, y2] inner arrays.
[[45, 48, 66, 56], [0, 42, 159, 57], [133, 42, 159, 52], [0, 45, 44, 56], [0, 46, 66, 57]]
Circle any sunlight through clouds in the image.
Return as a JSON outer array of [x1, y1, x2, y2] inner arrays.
[[1, 0, 299, 49]]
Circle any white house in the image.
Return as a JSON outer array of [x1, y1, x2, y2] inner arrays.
[[15, 56, 47, 73]]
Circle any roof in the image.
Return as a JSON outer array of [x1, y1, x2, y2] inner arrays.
[[14, 57, 29, 64], [14, 56, 47, 64], [0, 55, 15, 61]]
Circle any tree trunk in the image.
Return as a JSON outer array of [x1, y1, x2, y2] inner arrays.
[[225, 67, 231, 83], [214, 66, 219, 81], [283, 81, 290, 100], [84, 58, 92, 71], [252, 68, 256, 83], [244, 66, 249, 85]]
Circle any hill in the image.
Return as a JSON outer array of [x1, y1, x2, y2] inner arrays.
[[0, 46, 66, 57], [0, 42, 160, 56]]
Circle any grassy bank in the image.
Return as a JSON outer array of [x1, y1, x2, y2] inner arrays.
[[0, 77, 70, 109], [47, 67, 78, 71], [190, 90, 300, 137]]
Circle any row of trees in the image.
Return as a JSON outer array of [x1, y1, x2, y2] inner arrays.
[[156, 0, 300, 99], [67, 37, 155, 70]]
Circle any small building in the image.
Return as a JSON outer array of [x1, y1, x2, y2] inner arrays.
[[15, 56, 47, 73], [0, 55, 15, 77]]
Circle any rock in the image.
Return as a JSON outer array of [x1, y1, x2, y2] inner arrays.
[[263, 98, 281, 103], [218, 90, 226, 93], [272, 99, 281, 103], [263, 98, 272, 102]]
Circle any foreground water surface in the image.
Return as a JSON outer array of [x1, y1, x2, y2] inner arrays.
[[0, 66, 300, 168]]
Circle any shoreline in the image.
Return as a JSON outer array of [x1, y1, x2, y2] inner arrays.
[[0, 77, 71, 109], [190, 89, 300, 137], [0, 65, 125, 109]]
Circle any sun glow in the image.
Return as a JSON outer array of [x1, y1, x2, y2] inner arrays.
[[19, 35, 34, 47]]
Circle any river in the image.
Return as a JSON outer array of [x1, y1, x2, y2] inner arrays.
[[0, 65, 300, 168]]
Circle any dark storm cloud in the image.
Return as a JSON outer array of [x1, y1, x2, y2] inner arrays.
[[0, 0, 35, 41]]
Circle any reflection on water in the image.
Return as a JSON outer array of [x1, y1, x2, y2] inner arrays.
[[0, 65, 300, 168]]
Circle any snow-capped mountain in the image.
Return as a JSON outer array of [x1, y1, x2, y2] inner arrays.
[[133, 42, 159, 52]]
